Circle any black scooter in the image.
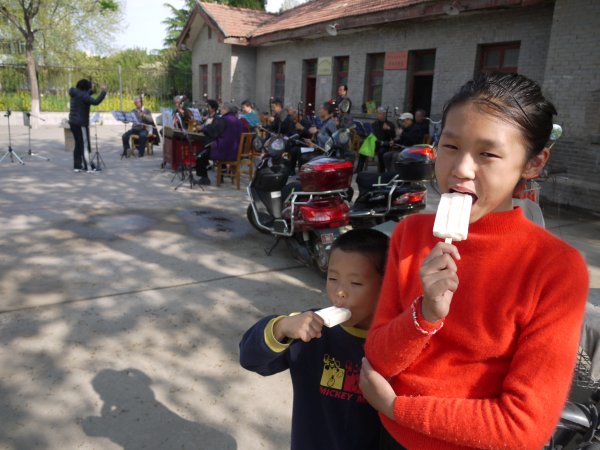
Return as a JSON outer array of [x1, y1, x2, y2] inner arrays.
[[349, 145, 435, 227]]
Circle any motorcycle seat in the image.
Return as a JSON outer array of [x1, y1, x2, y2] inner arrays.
[[356, 172, 397, 192]]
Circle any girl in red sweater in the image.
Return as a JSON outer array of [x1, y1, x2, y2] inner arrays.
[[360, 73, 589, 449]]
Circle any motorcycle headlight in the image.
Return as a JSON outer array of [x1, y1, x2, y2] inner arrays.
[[269, 137, 285, 152]]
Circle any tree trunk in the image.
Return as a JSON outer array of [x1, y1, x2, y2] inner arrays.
[[26, 42, 40, 128]]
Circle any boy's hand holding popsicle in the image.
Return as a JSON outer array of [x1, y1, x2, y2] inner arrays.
[[419, 193, 472, 322], [273, 307, 352, 343]]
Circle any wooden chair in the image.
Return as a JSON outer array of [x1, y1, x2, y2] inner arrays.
[[129, 126, 158, 157], [215, 132, 255, 189]]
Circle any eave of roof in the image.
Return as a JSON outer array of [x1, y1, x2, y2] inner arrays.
[[177, 0, 552, 49]]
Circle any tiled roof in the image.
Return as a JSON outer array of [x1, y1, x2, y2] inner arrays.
[[199, 2, 274, 38], [252, 0, 430, 37]]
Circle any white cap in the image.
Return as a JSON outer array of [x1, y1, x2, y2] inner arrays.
[[399, 112, 414, 120]]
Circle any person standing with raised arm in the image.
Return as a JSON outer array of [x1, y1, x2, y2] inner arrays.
[[68, 79, 106, 172]]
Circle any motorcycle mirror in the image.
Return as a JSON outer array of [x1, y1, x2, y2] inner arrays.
[[339, 98, 351, 114], [252, 136, 263, 151]]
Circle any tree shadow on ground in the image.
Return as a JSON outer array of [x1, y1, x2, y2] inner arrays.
[[82, 368, 237, 450]]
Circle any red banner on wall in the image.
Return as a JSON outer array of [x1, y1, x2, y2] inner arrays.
[[385, 51, 408, 70]]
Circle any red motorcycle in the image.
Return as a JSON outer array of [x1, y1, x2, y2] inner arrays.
[[246, 136, 352, 273]]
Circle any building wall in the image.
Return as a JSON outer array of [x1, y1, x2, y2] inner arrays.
[[231, 46, 257, 105], [542, 0, 600, 211], [253, 5, 553, 117], [190, 24, 232, 103]]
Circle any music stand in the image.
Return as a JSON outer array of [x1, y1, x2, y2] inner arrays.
[[90, 112, 106, 169], [24, 112, 50, 161], [0, 110, 25, 165]]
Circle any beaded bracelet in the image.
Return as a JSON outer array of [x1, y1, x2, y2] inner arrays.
[[411, 295, 444, 336]]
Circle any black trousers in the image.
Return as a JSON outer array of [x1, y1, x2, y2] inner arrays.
[[379, 427, 407, 450], [70, 123, 92, 170], [376, 143, 392, 173], [195, 150, 210, 178]]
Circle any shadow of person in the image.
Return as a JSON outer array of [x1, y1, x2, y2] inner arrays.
[[82, 368, 237, 450]]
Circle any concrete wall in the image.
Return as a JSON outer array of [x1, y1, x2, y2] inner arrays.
[[231, 46, 257, 105], [541, 0, 600, 212], [190, 24, 232, 103], [253, 5, 553, 117]]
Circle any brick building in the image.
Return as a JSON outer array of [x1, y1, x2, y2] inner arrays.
[[178, 0, 600, 213]]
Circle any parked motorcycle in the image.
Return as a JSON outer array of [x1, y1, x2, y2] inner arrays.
[[246, 134, 353, 273], [349, 145, 435, 227], [546, 349, 600, 449]]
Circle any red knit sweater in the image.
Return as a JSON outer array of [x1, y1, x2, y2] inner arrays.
[[365, 208, 589, 449]]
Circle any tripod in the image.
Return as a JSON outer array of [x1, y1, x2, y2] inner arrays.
[[90, 114, 106, 169], [25, 112, 50, 161], [0, 110, 25, 165]]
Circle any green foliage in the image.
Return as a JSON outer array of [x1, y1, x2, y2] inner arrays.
[[0, 92, 164, 113]]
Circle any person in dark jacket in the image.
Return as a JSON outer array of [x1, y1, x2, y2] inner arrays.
[[194, 102, 243, 186], [68, 79, 106, 172], [267, 97, 295, 136], [372, 107, 396, 173], [383, 112, 428, 171]]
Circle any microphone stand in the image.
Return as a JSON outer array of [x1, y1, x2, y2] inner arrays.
[[0, 110, 25, 165], [25, 112, 50, 161], [90, 113, 106, 170]]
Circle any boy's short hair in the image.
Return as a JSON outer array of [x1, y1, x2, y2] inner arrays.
[[330, 229, 390, 275], [241, 99, 253, 108]]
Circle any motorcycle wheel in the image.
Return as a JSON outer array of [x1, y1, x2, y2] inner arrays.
[[246, 204, 272, 235], [311, 234, 330, 275]]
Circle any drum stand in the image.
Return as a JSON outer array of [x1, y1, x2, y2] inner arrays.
[[172, 130, 203, 191], [0, 110, 25, 165], [25, 112, 50, 161]]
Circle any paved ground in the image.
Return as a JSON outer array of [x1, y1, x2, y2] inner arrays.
[[0, 124, 598, 450]]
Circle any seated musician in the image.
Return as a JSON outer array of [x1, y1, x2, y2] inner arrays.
[[121, 96, 158, 158], [310, 102, 337, 149], [382, 111, 428, 171], [194, 102, 242, 186], [333, 84, 354, 128], [267, 97, 295, 136], [173, 95, 194, 131], [286, 106, 316, 176], [240, 100, 260, 131]]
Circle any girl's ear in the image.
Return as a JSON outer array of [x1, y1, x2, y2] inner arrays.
[[522, 147, 550, 180]]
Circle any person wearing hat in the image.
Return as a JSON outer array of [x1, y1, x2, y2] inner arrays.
[[383, 111, 429, 171]]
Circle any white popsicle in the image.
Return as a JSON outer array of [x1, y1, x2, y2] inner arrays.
[[433, 193, 473, 243], [316, 306, 351, 327]]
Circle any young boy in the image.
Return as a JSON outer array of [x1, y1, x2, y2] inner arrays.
[[239, 229, 389, 450]]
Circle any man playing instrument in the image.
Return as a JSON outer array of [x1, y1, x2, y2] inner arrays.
[[121, 96, 158, 158]]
